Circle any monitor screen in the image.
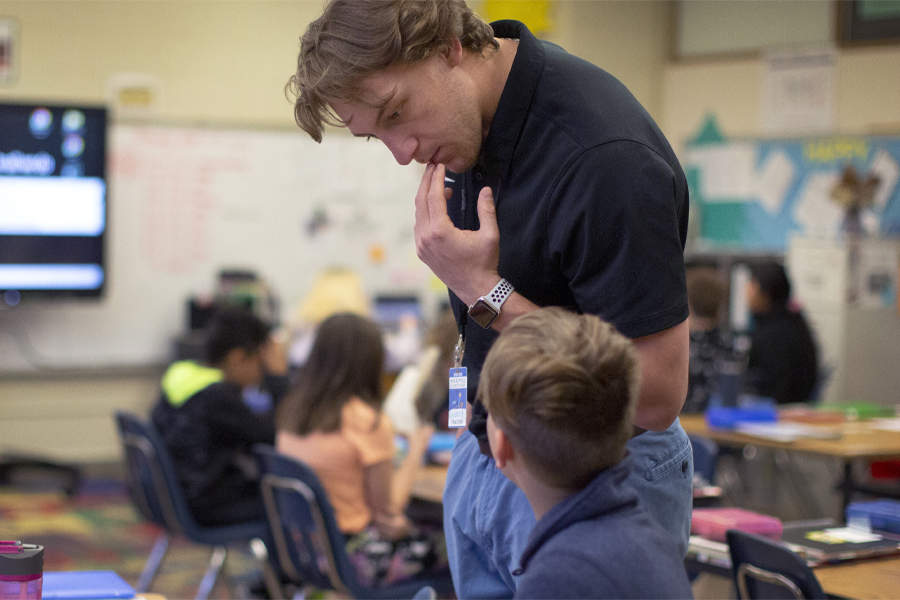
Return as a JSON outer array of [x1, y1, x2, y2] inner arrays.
[[0, 101, 108, 302], [373, 294, 423, 333]]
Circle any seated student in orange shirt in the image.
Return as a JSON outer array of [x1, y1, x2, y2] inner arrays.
[[275, 312, 442, 584]]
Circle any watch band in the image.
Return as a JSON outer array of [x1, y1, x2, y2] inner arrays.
[[467, 278, 515, 329], [483, 278, 514, 311]]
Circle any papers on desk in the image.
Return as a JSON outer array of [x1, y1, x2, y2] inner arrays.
[[734, 421, 842, 442], [687, 535, 731, 568], [809, 526, 884, 543], [871, 417, 900, 432]]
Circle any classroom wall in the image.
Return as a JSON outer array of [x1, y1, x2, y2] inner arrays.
[[2, 1, 899, 463], [664, 0, 900, 151], [663, 46, 900, 154], [0, 0, 671, 128], [0, 1, 319, 127], [661, 3, 900, 409]]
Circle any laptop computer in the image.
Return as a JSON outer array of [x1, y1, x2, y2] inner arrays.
[[780, 519, 900, 565]]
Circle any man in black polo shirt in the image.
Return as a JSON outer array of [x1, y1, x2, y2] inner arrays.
[[288, 1, 692, 597]]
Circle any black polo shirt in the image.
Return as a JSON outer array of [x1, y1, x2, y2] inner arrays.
[[447, 21, 689, 443]]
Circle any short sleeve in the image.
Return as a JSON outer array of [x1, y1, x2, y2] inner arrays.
[[341, 398, 396, 466], [547, 141, 688, 339]]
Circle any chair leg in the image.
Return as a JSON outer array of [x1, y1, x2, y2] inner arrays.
[[250, 537, 285, 600], [136, 532, 170, 593], [194, 546, 227, 600]]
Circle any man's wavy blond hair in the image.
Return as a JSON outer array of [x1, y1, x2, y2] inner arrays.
[[288, 0, 498, 142]]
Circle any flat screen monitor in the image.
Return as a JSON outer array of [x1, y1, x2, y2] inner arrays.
[[373, 294, 423, 333], [0, 101, 108, 303]]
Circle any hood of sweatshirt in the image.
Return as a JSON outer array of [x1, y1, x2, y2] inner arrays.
[[161, 360, 223, 407]]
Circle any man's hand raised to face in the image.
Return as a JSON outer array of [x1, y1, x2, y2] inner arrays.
[[414, 163, 502, 306]]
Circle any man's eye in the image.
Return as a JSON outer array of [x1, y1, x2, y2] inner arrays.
[[388, 107, 402, 121]]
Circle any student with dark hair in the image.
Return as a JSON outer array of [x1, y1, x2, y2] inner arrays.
[[745, 262, 819, 405], [480, 307, 693, 599], [151, 307, 288, 527], [683, 267, 737, 413], [276, 312, 440, 585]]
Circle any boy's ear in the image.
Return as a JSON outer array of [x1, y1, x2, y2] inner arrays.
[[220, 347, 248, 378], [492, 428, 516, 470], [223, 347, 245, 366]]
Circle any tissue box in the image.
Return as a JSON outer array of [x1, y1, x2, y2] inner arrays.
[[691, 508, 783, 542]]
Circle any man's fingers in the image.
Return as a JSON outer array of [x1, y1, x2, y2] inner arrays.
[[476, 185, 499, 239], [427, 163, 450, 226], [414, 163, 436, 238]]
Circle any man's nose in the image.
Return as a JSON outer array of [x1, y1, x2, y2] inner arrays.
[[382, 134, 416, 166]]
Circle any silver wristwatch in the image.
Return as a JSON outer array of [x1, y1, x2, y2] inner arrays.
[[468, 279, 514, 329]]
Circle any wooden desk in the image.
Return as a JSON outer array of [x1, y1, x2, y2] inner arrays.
[[813, 555, 900, 600], [687, 542, 900, 600], [411, 463, 448, 504], [680, 414, 900, 514]]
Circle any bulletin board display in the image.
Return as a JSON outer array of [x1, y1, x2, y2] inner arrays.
[[685, 134, 900, 250], [0, 123, 431, 371]]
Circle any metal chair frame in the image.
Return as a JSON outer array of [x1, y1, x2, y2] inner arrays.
[[726, 529, 827, 600], [253, 444, 455, 600], [736, 563, 805, 600], [116, 411, 274, 600], [260, 472, 350, 597]]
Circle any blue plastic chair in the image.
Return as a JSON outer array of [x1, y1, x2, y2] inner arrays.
[[114, 411, 276, 599], [726, 529, 826, 599], [253, 444, 455, 599]]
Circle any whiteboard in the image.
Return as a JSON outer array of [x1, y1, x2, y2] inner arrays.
[[0, 123, 431, 371]]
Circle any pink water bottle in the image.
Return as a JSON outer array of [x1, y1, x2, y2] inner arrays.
[[0, 541, 43, 599]]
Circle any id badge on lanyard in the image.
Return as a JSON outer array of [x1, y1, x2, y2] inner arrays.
[[449, 317, 468, 429]]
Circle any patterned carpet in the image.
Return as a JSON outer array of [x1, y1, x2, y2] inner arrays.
[[0, 476, 263, 599]]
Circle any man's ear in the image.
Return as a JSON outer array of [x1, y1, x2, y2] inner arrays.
[[440, 38, 463, 67]]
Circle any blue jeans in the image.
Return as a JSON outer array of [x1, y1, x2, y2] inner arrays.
[[442, 419, 693, 599]]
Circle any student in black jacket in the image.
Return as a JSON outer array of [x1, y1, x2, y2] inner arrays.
[[745, 262, 819, 405], [152, 307, 288, 526]]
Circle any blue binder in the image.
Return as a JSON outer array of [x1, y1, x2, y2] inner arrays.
[[42, 570, 135, 600]]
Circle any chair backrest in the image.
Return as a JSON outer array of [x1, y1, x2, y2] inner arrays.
[[689, 435, 720, 484], [253, 444, 362, 596], [726, 529, 827, 600], [114, 411, 202, 536], [807, 364, 833, 405], [412, 585, 436, 600]]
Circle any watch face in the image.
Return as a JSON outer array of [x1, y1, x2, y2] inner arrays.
[[469, 299, 499, 328]]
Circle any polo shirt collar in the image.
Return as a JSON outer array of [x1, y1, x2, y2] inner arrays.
[[479, 20, 545, 182]]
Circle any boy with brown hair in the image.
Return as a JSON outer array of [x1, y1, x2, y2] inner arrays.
[[683, 266, 737, 413], [480, 307, 693, 599]]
